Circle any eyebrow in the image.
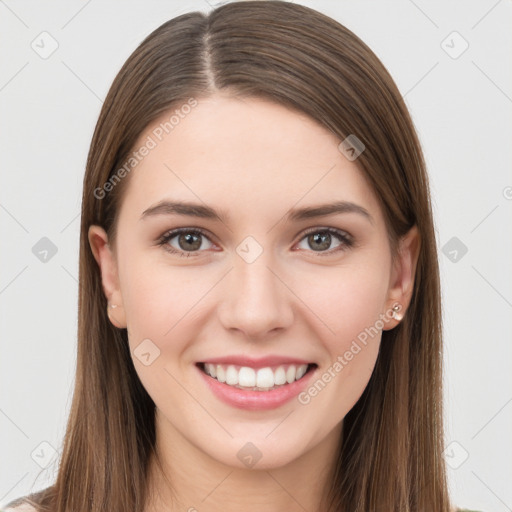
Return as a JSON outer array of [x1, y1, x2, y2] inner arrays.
[[140, 200, 373, 225]]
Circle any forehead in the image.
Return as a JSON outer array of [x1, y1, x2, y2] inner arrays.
[[118, 95, 383, 228]]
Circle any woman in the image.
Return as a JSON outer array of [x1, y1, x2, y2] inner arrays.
[[2, 1, 482, 511]]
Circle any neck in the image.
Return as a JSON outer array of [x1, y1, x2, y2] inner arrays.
[[144, 411, 342, 512]]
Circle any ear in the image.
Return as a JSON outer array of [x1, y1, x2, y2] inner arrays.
[[382, 225, 421, 330], [88, 225, 127, 329]]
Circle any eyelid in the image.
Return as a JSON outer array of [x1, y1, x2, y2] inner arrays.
[[298, 226, 353, 242]]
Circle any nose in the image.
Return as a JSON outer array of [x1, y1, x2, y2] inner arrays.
[[217, 249, 295, 341]]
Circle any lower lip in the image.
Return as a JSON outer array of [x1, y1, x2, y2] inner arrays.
[[196, 363, 317, 411]]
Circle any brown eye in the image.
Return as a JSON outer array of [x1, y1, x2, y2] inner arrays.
[[175, 232, 202, 251], [296, 228, 353, 255], [158, 228, 214, 256]]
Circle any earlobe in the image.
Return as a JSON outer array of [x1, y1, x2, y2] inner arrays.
[[88, 225, 127, 328], [383, 225, 421, 330]]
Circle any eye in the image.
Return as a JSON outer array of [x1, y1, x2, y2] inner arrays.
[[295, 227, 354, 256], [157, 228, 215, 256], [157, 226, 354, 257]]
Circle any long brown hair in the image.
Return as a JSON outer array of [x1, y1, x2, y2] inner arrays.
[[11, 2, 451, 510]]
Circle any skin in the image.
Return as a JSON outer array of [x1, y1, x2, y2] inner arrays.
[[89, 94, 420, 512]]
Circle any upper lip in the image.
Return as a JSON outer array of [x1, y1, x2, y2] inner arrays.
[[199, 355, 315, 369]]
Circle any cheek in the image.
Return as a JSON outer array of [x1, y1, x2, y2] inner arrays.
[[295, 259, 389, 343], [293, 259, 388, 402], [119, 255, 212, 350], [118, 258, 210, 400]]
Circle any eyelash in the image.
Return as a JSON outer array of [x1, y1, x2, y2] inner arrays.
[[157, 226, 354, 258]]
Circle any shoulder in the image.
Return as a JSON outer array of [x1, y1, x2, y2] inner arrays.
[[452, 508, 485, 512], [1, 490, 45, 512], [1, 504, 38, 512]]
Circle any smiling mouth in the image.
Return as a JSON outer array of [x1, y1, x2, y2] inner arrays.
[[196, 362, 317, 392]]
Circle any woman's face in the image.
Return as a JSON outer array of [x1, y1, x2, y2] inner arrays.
[[90, 94, 418, 470]]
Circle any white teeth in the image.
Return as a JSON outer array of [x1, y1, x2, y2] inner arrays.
[[216, 365, 226, 383], [202, 363, 310, 390], [296, 364, 307, 380], [286, 365, 296, 384], [205, 363, 216, 378], [256, 367, 274, 388], [226, 365, 239, 386], [274, 366, 287, 385], [239, 367, 256, 387]]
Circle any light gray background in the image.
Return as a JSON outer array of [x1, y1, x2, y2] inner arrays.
[[1, 1, 511, 510]]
